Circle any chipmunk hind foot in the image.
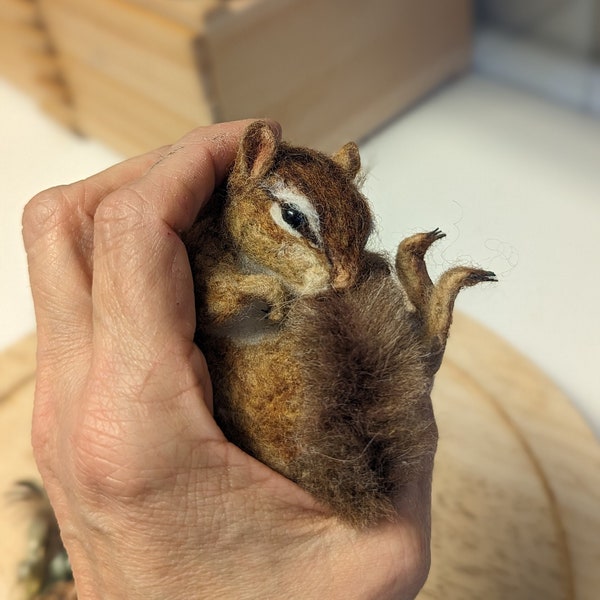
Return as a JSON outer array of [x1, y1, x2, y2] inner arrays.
[[395, 231, 496, 368]]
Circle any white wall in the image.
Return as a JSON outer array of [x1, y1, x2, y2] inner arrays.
[[480, 0, 599, 56]]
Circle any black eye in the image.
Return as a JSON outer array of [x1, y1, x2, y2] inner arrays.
[[281, 203, 308, 231]]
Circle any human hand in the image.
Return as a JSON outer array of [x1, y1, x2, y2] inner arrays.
[[22, 120, 433, 600]]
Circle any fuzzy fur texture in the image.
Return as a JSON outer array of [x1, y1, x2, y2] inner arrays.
[[186, 122, 495, 526]]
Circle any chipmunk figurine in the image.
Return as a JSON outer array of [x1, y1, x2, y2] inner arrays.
[[16, 121, 495, 599], [185, 120, 496, 525]]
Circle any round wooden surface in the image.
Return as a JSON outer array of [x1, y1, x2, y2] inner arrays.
[[0, 316, 598, 599]]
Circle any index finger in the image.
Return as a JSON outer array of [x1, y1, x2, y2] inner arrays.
[[91, 119, 281, 365]]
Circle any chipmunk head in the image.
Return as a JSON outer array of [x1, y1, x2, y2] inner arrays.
[[225, 121, 373, 295]]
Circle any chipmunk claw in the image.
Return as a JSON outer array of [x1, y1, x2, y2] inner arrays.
[[465, 269, 498, 285], [429, 228, 446, 242], [399, 228, 445, 259]]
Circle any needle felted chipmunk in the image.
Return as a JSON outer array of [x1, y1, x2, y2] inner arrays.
[[184, 120, 496, 525], [16, 121, 495, 599]]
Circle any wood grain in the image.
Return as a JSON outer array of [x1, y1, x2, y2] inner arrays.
[[35, 0, 473, 156], [0, 317, 598, 599], [125, 0, 224, 26], [436, 313, 600, 600], [0, 0, 38, 26], [39, 0, 211, 122], [61, 54, 201, 155]]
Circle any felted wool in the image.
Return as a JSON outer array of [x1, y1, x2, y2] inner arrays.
[[185, 121, 496, 526]]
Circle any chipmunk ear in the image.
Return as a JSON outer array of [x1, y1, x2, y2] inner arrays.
[[237, 120, 278, 180], [332, 142, 361, 179]]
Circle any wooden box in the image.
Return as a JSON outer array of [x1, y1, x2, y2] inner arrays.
[[0, 0, 73, 126], [38, 0, 473, 156]]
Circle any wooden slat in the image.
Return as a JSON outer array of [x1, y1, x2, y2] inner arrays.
[[39, 78, 77, 128], [0, 31, 54, 99], [41, 0, 201, 63], [0, 9, 73, 123], [0, 18, 50, 53], [126, 0, 223, 27], [63, 55, 201, 156], [39, 0, 213, 124]]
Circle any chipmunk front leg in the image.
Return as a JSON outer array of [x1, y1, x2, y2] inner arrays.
[[203, 268, 288, 325]]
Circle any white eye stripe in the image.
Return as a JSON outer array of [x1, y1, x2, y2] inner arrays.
[[264, 178, 322, 244]]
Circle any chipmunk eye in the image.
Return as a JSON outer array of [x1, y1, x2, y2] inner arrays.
[[281, 203, 308, 232]]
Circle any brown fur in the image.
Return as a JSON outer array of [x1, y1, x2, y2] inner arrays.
[[186, 122, 496, 526]]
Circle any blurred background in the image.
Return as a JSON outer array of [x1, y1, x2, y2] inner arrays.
[[1, 1, 599, 598], [1, 2, 599, 418], [4, 0, 598, 430], [1, 1, 599, 425]]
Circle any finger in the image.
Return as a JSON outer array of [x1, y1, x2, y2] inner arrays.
[[118, 119, 278, 231], [22, 118, 263, 363], [22, 148, 180, 473], [22, 146, 174, 361], [23, 117, 263, 335], [89, 121, 280, 404]]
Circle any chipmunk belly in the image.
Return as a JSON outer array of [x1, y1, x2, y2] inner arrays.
[[203, 330, 307, 473]]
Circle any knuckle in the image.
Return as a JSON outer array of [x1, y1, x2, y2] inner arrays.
[[70, 423, 155, 505], [22, 186, 72, 246], [94, 188, 151, 246], [95, 188, 147, 227]]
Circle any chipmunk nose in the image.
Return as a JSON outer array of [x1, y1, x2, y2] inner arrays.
[[332, 265, 353, 290]]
